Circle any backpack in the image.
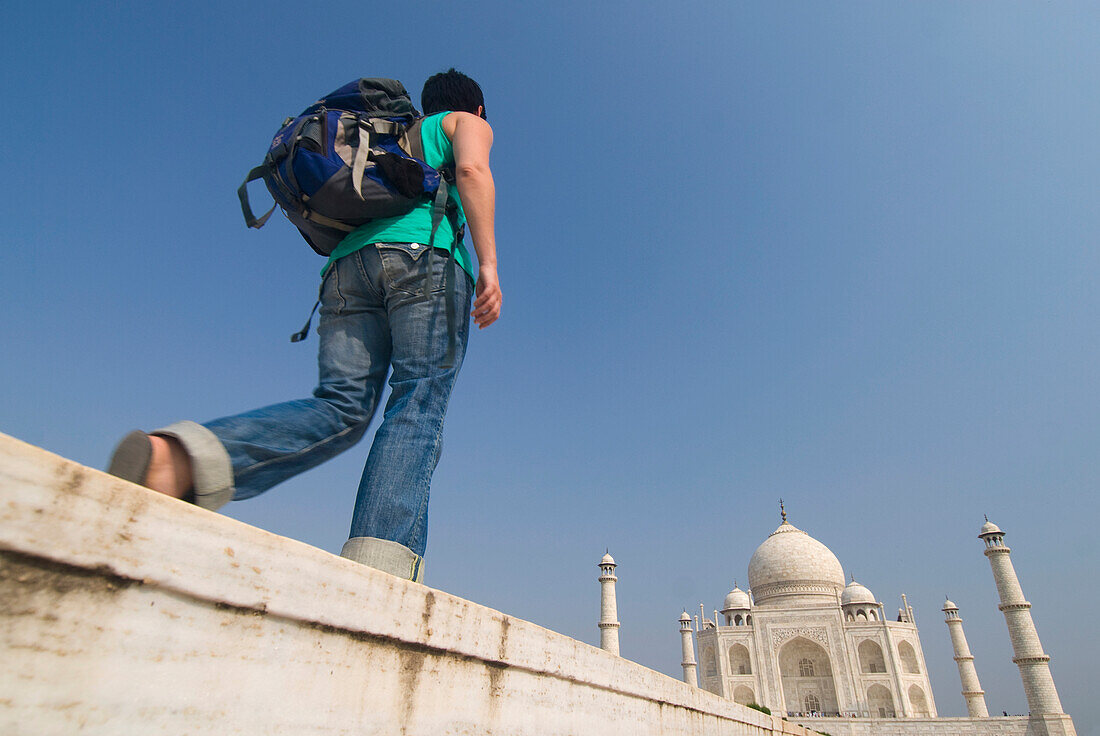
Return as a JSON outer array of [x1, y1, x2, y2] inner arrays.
[[237, 78, 455, 257], [238, 78, 464, 365]]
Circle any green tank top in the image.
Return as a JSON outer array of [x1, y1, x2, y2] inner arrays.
[[322, 112, 473, 278]]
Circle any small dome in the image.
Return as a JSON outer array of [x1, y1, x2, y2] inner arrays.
[[748, 520, 845, 605], [841, 580, 876, 606], [980, 520, 1002, 536], [600, 552, 616, 565], [679, 610, 691, 622], [942, 599, 958, 611], [722, 586, 752, 611]]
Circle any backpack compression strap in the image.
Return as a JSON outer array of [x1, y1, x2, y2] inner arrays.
[[351, 118, 405, 199]]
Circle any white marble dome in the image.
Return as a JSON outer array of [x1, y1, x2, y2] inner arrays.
[[722, 586, 752, 611], [747, 520, 845, 605], [980, 520, 1002, 536], [601, 552, 616, 565], [840, 579, 876, 606]]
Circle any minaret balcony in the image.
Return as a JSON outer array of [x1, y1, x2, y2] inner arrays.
[[997, 601, 1032, 612], [1012, 654, 1051, 664]]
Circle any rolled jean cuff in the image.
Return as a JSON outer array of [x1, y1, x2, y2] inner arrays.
[[153, 420, 234, 511], [340, 537, 424, 582]]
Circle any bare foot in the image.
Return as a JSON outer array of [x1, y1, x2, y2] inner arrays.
[[145, 435, 194, 500]]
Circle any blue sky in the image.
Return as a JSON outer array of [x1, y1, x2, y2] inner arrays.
[[2, 1, 1097, 730]]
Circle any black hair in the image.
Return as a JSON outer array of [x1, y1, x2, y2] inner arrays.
[[421, 68, 486, 119]]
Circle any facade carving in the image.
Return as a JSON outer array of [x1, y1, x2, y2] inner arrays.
[[771, 627, 829, 650]]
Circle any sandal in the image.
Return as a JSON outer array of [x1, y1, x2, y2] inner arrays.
[[107, 430, 153, 486]]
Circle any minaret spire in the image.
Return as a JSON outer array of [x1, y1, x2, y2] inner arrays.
[[678, 611, 698, 686], [942, 598, 989, 717], [980, 520, 1077, 735], [597, 551, 620, 656]]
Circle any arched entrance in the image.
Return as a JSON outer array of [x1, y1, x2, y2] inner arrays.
[[857, 640, 885, 673], [728, 644, 752, 675], [701, 646, 717, 678], [898, 641, 920, 674], [778, 637, 839, 716], [909, 685, 931, 717], [867, 684, 895, 717], [733, 685, 755, 705]]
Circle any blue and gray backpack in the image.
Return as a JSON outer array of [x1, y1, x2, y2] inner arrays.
[[238, 78, 456, 257], [238, 78, 463, 362]]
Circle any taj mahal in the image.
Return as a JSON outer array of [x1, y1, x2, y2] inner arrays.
[[598, 506, 1078, 736]]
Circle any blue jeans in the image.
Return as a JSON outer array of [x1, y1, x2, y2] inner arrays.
[[155, 243, 472, 581]]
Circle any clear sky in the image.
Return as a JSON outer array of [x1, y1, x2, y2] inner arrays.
[[3, 1, 1098, 731]]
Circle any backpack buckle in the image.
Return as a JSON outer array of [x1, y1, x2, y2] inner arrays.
[[369, 119, 402, 136]]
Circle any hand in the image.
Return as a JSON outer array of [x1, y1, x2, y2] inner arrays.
[[472, 264, 502, 329]]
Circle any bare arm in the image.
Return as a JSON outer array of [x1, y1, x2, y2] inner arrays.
[[443, 112, 500, 329]]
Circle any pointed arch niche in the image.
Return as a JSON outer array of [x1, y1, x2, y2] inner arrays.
[[909, 685, 931, 717], [898, 641, 921, 674], [858, 639, 886, 673], [701, 646, 717, 678], [867, 684, 895, 718], [733, 685, 755, 705], [728, 643, 752, 675], [778, 637, 839, 716]]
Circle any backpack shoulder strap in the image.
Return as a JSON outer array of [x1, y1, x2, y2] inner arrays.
[[404, 116, 457, 186], [404, 119, 425, 162]]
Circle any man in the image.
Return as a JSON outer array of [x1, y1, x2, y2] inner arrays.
[[108, 69, 500, 582]]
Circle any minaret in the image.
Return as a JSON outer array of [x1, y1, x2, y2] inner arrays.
[[679, 611, 698, 686], [942, 598, 989, 717], [980, 519, 1076, 735], [598, 551, 620, 655]]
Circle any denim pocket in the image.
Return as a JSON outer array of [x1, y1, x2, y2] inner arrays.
[[376, 241, 431, 261], [320, 256, 346, 313], [376, 242, 446, 297]]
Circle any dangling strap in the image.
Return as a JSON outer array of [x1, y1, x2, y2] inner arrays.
[[422, 177, 462, 369], [441, 237, 458, 370], [422, 177, 451, 303], [290, 298, 320, 343], [238, 165, 277, 228], [290, 272, 327, 343]]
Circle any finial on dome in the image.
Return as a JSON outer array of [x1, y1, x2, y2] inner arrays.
[[779, 498, 787, 523], [850, 573, 855, 583], [984, 514, 988, 522]]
